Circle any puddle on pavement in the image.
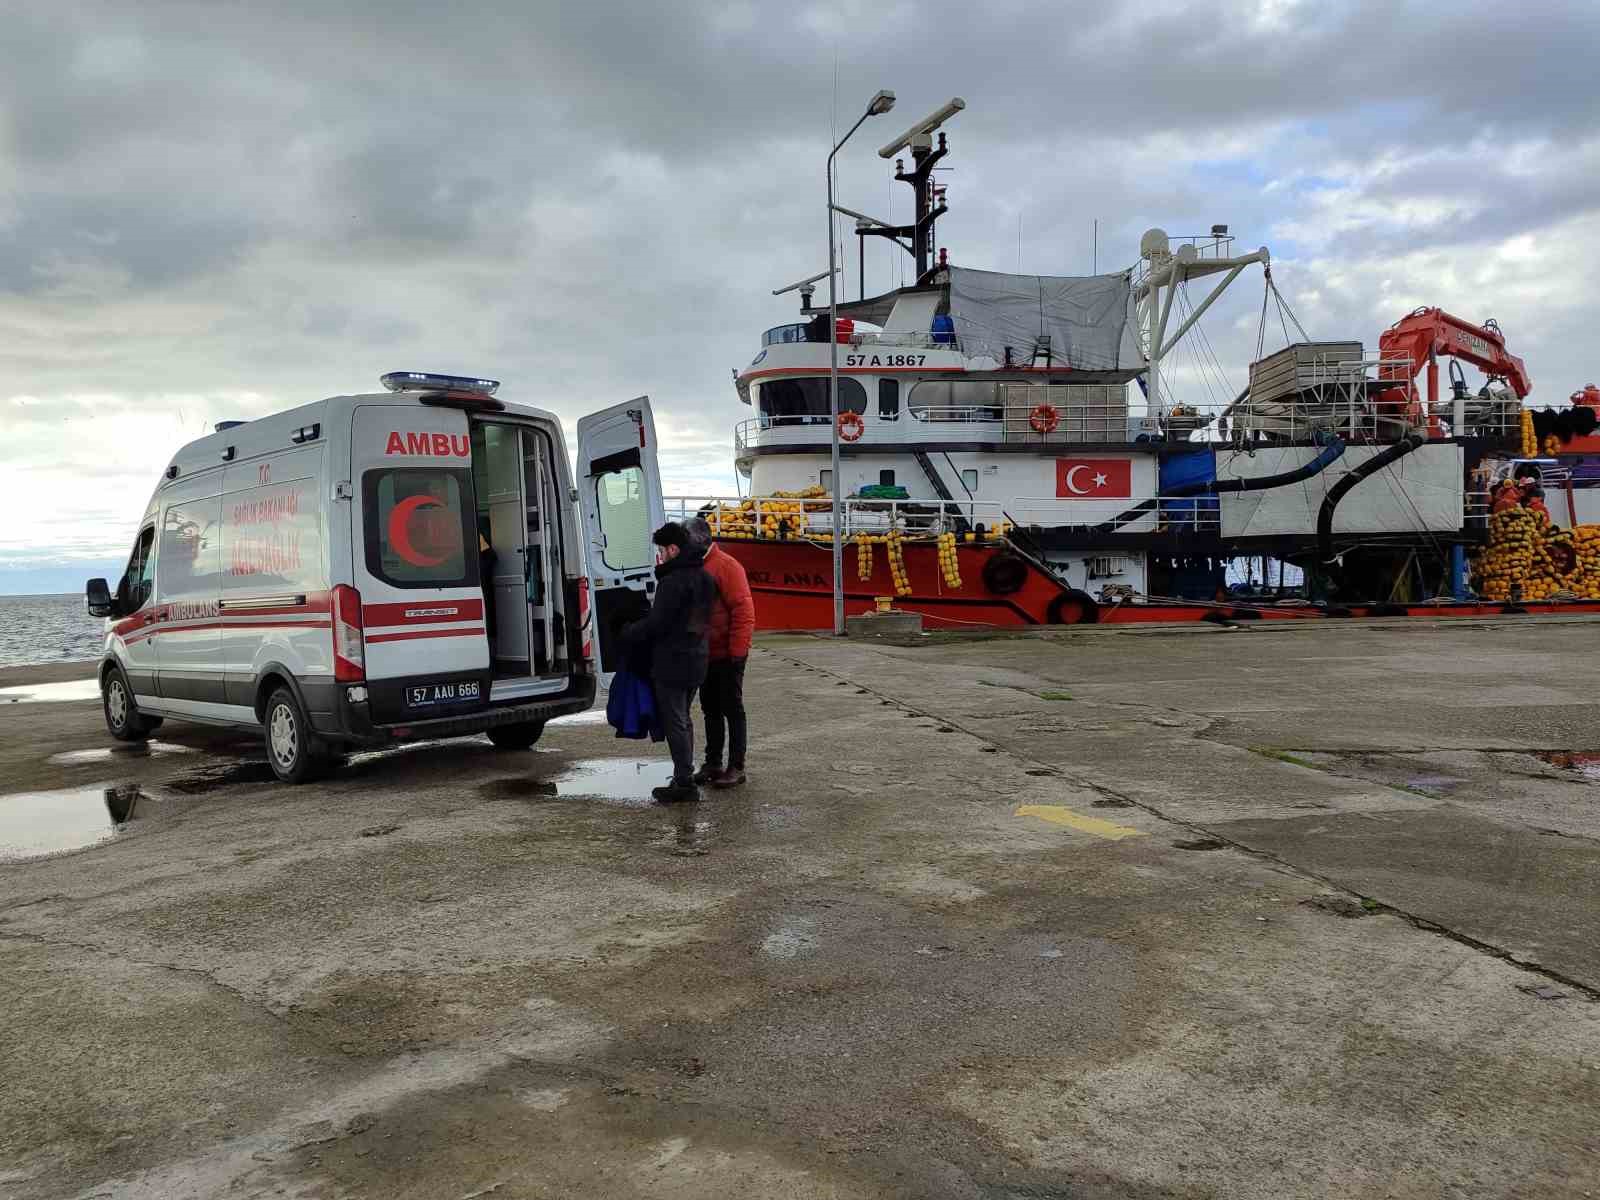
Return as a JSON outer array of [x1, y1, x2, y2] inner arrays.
[[0, 783, 143, 861], [49, 741, 196, 766], [548, 758, 670, 806], [0, 678, 101, 704], [1535, 751, 1600, 782], [481, 777, 560, 800], [164, 760, 277, 794]]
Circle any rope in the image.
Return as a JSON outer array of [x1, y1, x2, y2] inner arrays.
[[1270, 277, 1311, 343], [1255, 277, 1271, 360]]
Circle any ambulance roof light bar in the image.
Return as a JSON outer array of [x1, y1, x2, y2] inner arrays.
[[380, 371, 500, 396]]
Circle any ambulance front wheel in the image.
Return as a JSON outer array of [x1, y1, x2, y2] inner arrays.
[[264, 686, 328, 784], [487, 721, 546, 750], [103, 666, 161, 742]]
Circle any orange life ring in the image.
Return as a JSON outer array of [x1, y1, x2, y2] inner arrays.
[[838, 410, 866, 442], [1029, 403, 1059, 435]]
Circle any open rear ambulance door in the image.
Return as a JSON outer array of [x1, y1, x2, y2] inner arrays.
[[576, 397, 665, 676]]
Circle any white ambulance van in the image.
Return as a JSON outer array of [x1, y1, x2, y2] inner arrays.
[[86, 373, 665, 782]]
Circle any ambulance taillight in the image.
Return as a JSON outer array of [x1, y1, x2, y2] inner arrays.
[[577, 576, 593, 671], [332, 585, 366, 682]]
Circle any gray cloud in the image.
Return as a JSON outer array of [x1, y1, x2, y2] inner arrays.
[[3, 0, 1599, 579]]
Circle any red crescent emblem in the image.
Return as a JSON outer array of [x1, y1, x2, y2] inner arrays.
[[388, 494, 447, 567]]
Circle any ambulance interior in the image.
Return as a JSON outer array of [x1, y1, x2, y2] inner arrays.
[[469, 421, 570, 683]]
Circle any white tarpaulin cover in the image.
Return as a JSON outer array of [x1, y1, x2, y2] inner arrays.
[[947, 267, 1143, 371], [1217, 443, 1464, 537]]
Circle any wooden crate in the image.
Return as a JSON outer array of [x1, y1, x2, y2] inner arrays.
[[1248, 342, 1364, 406]]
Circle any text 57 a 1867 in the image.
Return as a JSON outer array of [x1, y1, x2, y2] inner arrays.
[[843, 353, 927, 368]]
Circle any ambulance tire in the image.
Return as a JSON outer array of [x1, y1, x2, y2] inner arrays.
[[103, 666, 160, 742], [487, 721, 546, 750], [263, 685, 328, 785]]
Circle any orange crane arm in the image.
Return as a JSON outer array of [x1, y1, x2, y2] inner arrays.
[[1378, 306, 1532, 399]]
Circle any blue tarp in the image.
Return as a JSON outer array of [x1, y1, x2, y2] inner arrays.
[[1160, 449, 1219, 522]]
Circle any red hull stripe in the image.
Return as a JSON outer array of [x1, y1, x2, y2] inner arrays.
[[366, 625, 486, 644], [363, 599, 485, 627]]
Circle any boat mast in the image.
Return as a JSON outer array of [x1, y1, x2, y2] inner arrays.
[[1136, 228, 1269, 418]]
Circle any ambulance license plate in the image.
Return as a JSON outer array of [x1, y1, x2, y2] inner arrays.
[[405, 680, 480, 709]]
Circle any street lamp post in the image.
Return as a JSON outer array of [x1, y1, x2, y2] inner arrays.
[[827, 89, 896, 636]]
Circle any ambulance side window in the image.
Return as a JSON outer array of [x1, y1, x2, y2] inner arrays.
[[160, 498, 224, 600], [121, 527, 157, 612]]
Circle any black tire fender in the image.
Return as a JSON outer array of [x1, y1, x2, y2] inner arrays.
[[1045, 589, 1099, 625], [981, 551, 1030, 596]]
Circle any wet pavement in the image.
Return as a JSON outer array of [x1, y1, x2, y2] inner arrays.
[[2, 620, 1600, 1198], [0, 782, 142, 860]]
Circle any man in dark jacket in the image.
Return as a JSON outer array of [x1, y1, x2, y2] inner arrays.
[[623, 522, 715, 803]]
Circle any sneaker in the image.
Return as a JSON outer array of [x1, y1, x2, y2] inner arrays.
[[692, 763, 722, 785], [711, 767, 747, 789], [652, 781, 700, 804]]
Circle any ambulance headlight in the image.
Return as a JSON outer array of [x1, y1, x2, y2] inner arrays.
[[380, 371, 500, 396], [346, 686, 369, 704]]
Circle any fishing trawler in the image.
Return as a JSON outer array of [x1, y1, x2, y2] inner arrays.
[[667, 105, 1600, 629]]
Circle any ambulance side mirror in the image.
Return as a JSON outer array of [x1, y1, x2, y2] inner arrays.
[[86, 578, 114, 618]]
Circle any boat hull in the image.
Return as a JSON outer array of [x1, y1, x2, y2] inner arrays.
[[717, 537, 1600, 628]]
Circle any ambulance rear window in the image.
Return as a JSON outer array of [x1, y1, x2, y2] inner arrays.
[[363, 468, 477, 589]]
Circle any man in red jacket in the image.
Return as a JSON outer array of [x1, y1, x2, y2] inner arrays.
[[687, 517, 755, 788]]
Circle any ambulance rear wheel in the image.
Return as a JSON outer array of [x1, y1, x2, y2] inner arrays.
[[487, 721, 546, 750], [103, 667, 160, 742], [264, 686, 327, 784]]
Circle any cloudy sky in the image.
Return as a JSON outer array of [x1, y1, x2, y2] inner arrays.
[[4, 0, 1599, 593]]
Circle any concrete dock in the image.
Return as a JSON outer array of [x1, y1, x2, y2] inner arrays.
[[2, 618, 1599, 1198]]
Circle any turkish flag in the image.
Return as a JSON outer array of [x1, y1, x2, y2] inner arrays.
[[1055, 458, 1132, 499]]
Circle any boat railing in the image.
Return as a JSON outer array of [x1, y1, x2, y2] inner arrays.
[[906, 405, 1001, 424], [846, 330, 954, 350], [1464, 490, 1493, 528], [759, 324, 959, 351], [672, 489, 1488, 542], [664, 495, 1012, 540], [666, 492, 1296, 539], [1229, 354, 1523, 443]]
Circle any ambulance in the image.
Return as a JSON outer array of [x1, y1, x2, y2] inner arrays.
[[86, 373, 664, 782]]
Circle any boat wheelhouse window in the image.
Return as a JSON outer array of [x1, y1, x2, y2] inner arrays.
[[879, 379, 899, 418], [762, 323, 810, 347], [879, 470, 896, 487], [908, 380, 1002, 421], [961, 469, 979, 493], [820, 469, 833, 490], [758, 377, 868, 424]]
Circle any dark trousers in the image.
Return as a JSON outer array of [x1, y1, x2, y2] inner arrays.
[[657, 684, 697, 784], [700, 657, 747, 769]]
